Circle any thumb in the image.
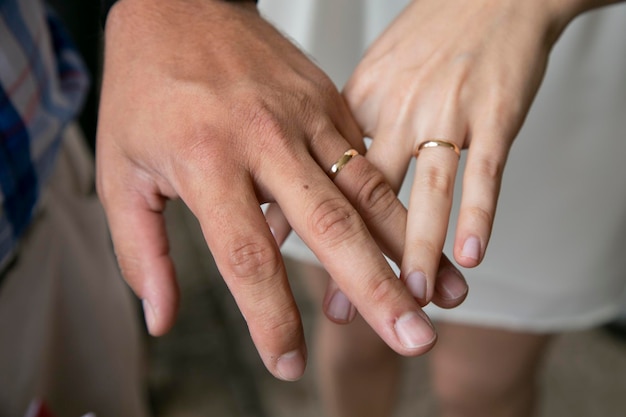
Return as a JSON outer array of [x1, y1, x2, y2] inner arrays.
[[98, 171, 180, 336]]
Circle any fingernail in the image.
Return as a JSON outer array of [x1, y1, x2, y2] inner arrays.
[[142, 299, 156, 334], [276, 350, 306, 381], [394, 311, 436, 349], [327, 290, 353, 322], [461, 236, 481, 261], [405, 271, 427, 301], [436, 268, 468, 300]]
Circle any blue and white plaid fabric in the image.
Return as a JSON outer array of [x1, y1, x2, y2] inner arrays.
[[0, 0, 89, 269]]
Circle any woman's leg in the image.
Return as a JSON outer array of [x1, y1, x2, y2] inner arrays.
[[300, 262, 401, 417], [429, 322, 552, 417]]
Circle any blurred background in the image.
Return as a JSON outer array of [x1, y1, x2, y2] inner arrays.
[[52, 2, 626, 416]]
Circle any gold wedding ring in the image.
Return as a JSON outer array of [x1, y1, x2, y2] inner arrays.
[[329, 149, 359, 179], [415, 139, 461, 158]]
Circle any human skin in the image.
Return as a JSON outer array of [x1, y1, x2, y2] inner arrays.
[[342, 0, 624, 306], [96, 0, 465, 381], [305, 0, 623, 416]]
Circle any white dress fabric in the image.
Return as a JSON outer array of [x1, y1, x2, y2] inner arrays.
[[259, 0, 626, 332]]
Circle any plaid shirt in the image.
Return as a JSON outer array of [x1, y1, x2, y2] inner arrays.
[[0, 0, 89, 270]]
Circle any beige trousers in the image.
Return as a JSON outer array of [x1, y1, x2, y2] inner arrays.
[[0, 126, 150, 417]]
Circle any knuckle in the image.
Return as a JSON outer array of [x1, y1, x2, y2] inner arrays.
[[306, 73, 340, 102], [308, 197, 363, 246], [241, 102, 311, 166], [112, 251, 150, 293], [225, 237, 281, 282], [299, 81, 343, 139], [249, 302, 302, 354], [355, 171, 398, 222], [245, 103, 289, 143], [317, 79, 344, 112], [365, 276, 404, 306], [417, 165, 455, 197], [465, 205, 495, 229], [473, 156, 505, 183], [114, 252, 140, 281], [258, 305, 301, 338], [410, 238, 441, 259]]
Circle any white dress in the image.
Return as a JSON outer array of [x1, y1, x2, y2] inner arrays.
[[258, 0, 626, 332]]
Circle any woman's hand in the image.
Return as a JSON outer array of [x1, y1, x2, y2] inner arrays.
[[343, 0, 595, 305]]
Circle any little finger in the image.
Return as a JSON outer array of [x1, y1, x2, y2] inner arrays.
[[454, 134, 508, 267]]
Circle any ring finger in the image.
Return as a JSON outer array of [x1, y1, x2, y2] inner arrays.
[[264, 130, 437, 355], [403, 137, 463, 305]]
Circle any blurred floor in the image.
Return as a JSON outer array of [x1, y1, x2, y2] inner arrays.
[[149, 200, 626, 417]]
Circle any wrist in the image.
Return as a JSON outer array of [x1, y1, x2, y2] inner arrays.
[[543, 0, 623, 41], [102, 0, 258, 26]]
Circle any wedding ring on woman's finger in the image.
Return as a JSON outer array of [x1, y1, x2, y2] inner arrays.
[[415, 139, 461, 159], [329, 149, 359, 179]]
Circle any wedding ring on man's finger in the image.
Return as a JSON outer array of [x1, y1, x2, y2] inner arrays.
[[329, 149, 359, 179], [415, 139, 461, 158]]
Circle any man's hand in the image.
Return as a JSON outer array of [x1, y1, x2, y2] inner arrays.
[[97, 0, 438, 381]]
